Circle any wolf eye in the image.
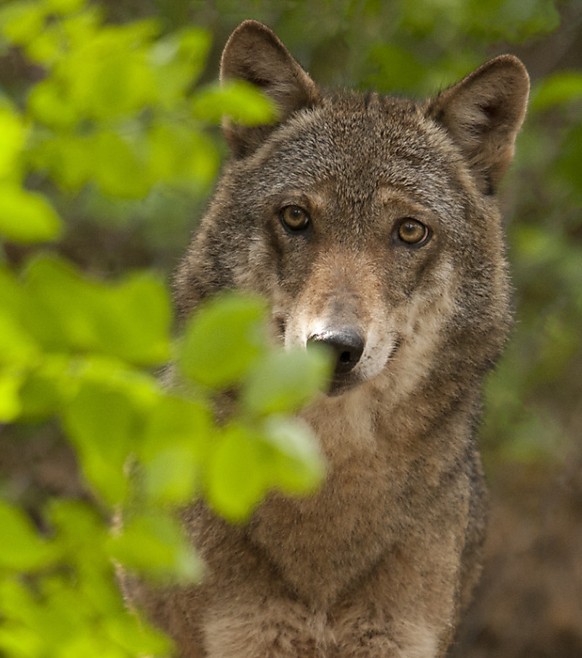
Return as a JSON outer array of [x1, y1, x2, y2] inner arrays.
[[395, 218, 430, 246], [279, 205, 311, 232]]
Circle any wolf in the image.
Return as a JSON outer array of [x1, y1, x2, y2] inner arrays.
[[131, 20, 529, 658]]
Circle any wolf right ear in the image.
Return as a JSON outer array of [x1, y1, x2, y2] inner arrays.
[[220, 20, 320, 158], [427, 55, 529, 195]]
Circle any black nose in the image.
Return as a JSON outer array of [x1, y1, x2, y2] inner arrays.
[[307, 328, 365, 377]]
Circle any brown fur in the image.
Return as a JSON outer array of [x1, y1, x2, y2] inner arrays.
[[127, 20, 529, 657]]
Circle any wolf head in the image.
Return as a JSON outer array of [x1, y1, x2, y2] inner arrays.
[[175, 21, 529, 399]]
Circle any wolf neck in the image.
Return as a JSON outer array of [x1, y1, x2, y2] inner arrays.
[[303, 352, 478, 463], [302, 387, 380, 458], [251, 376, 477, 609]]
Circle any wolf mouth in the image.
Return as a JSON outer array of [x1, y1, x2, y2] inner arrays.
[[274, 312, 404, 396], [326, 333, 402, 396]]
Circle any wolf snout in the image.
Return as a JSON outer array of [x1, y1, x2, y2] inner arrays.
[[307, 327, 365, 381]]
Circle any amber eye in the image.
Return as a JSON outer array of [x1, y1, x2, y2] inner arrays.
[[396, 218, 431, 246], [279, 205, 311, 232]]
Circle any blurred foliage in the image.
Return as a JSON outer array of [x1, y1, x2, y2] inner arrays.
[[484, 44, 582, 465], [0, 1, 327, 656], [0, 0, 581, 656]]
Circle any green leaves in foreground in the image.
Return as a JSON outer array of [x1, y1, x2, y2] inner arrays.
[[1, 276, 330, 656], [1, 255, 171, 369], [0, 6, 320, 652], [177, 294, 268, 387], [3, 262, 329, 513], [0, 0, 275, 202], [0, 105, 63, 243], [0, 501, 172, 658], [3, 265, 330, 516], [0, 183, 62, 244], [2, 247, 329, 512], [206, 417, 325, 521], [175, 292, 330, 520], [531, 71, 582, 111], [243, 347, 331, 416], [0, 502, 56, 571]]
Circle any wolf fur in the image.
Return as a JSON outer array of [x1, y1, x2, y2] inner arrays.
[[131, 20, 529, 658]]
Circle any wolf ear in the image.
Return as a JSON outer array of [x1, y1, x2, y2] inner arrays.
[[220, 20, 320, 157], [427, 55, 529, 195]]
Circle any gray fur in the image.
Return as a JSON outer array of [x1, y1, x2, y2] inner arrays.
[[129, 20, 529, 658]]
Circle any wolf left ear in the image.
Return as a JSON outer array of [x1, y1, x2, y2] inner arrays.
[[427, 55, 529, 195], [220, 20, 320, 158]]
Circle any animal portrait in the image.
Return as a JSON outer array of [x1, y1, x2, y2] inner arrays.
[[127, 19, 529, 658]]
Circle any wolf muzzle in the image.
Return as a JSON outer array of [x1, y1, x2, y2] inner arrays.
[[308, 327, 365, 394]]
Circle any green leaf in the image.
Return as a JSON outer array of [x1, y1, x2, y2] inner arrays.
[[140, 447, 201, 506], [0, 501, 55, 571], [139, 395, 213, 504], [532, 71, 582, 111], [18, 355, 71, 419], [47, 499, 107, 564], [0, 368, 23, 421], [91, 131, 152, 199], [262, 416, 325, 495], [63, 382, 143, 504], [102, 611, 171, 658], [0, 1, 47, 46], [0, 265, 24, 313], [0, 104, 27, 180], [204, 418, 326, 520], [0, 578, 46, 658], [25, 23, 64, 65], [205, 423, 269, 521], [108, 513, 203, 583], [22, 255, 102, 351], [99, 271, 172, 364], [0, 266, 38, 365], [0, 312, 38, 366], [151, 28, 211, 104], [27, 80, 80, 129], [22, 256, 171, 364], [148, 123, 219, 188], [243, 345, 331, 415], [178, 293, 267, 388], [0, 184, 63, 243], [192, 80, 277, 126], [46, 0, 86, 14], [60, 22, 159, 121]]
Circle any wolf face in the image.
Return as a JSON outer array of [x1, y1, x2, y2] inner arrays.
[[176, 22, 528, 402], [162, 20, 530, 658], [245, 102, 470, 396]]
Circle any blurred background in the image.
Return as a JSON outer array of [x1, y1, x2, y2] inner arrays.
[[1, 0, 581, 656]]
